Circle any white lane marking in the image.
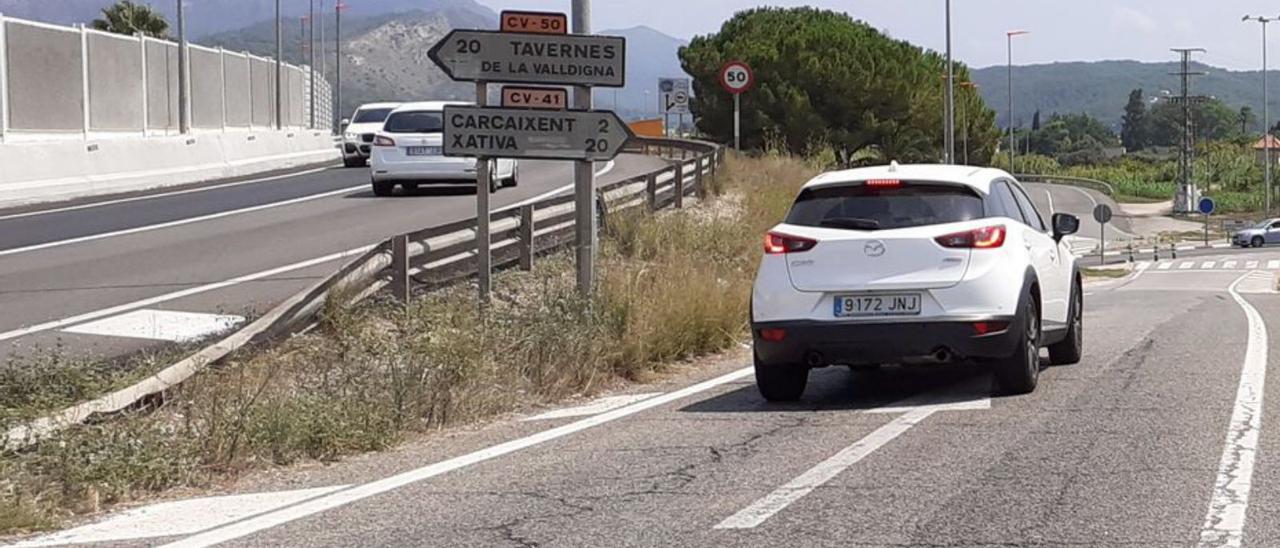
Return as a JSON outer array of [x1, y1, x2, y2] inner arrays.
[[1180, 261, 1196, 270], [0, 184, 367, 258], [1213, 243, 1231, 249], [522, 392, 662, 421], [160, 367, 755, 548], [716, 381, 990, 529], [62, 309, 245, 343], [1247, 261, 1260, 269], [1269, 260, 1280, 270], [1041, 188, 1056, 216], [1203, 262, 1217, 270], [10, 486, 349, 547], [0, 246, 370, 343], [716, 409, 935, 529], [0, 166, 337, 221], [1224, 261, 1238, 270], [1158, 262, 1175, 270], [496, 159, 616, 213], [1199, 272, 1269, 548]]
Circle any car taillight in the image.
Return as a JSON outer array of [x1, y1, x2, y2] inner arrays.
[[373, 135, 395, 147], [935, 225, 1006, 249], [972, 321, 1010, 336], [865, 179, 902, 188], [764, 232, 817, 254]]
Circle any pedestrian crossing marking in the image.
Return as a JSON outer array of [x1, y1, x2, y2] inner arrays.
[[1202, 262, 1216, 269], [1269, 260, 1280, 269], [1158, 262, 1174, 270], [1247, 261, 1260, 269], [1179, 262, 1195, 270], [1223, 261, 1238, 269]]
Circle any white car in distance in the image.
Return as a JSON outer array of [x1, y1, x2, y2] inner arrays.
[[341, 102, 400, 167], [369, 101, 518, 197], [751, 164, 1083, 401]]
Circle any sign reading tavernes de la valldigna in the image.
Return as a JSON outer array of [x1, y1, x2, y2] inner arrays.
[[427, 29, 626, 87]]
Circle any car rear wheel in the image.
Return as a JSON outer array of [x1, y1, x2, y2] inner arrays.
[[995, 294, 1040, 395], [754, 353, 808, 402], [1048, 282, 1083, 365], [371, 180, 395, 197], [1253, 236, 1265, 248]]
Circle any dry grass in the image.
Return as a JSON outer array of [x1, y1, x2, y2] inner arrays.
[[0, 152, 817, 536]]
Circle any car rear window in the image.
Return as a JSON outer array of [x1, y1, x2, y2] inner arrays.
[[352, 108, 394, 124], [383, 111, 444, 134], [784, 181, 984, 231]]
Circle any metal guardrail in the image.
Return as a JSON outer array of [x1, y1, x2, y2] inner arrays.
[[1016, 174, 1117, 197], [3, 137, 723, 451]]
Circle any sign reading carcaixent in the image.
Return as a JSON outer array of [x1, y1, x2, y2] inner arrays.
[[428, 30, 626, 88], [443, 105, 634, 161]]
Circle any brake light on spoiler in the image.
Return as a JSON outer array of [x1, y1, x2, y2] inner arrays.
[[935, 225, 1006, 249], [764, 232, 817, 254], [864, 179, 902, 188]]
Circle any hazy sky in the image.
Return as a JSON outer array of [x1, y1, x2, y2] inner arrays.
[[479, 1, 1280, 70]]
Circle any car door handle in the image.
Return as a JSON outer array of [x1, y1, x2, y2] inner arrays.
[[1024, 241, 1033, 250]]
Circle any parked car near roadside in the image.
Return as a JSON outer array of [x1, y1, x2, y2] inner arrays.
[[1233, 219, 1280, 248], [369, 101, 518, 196], [341, 102, 401, 167]]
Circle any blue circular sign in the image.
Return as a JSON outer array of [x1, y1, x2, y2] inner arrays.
[[1198, 197, 1216, 215]]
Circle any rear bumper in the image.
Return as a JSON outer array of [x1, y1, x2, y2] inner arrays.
[[371, 158, 478, 182], [752, 316, 1019, 367]]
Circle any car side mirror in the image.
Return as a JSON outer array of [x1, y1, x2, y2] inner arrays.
[[340, 118, 350, 129], [1052, 213, 1080, 242]]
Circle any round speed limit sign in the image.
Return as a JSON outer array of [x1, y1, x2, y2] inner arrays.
[[719, 60, 754, 95]]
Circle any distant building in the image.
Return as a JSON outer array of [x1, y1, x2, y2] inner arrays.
[[1253, 135, 1280, 167]]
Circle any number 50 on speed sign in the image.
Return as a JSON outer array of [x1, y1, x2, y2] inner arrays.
[[719, 60, 755, 94]]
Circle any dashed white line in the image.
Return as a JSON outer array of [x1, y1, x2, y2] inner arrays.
[[1199, 272, 1270, 547], [160, 367, 755, 548], [1268, 260, 1280, 270]]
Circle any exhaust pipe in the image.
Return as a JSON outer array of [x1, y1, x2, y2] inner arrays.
[[932, 347, 952, 363], [805, 351, 826, 368]]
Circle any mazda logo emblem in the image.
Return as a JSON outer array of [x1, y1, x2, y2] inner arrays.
[[864, 241, 886, 257]]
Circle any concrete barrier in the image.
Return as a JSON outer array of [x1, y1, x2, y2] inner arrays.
[[0, 130, 339, 208]]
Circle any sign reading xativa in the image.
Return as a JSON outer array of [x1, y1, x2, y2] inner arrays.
[[428, 30, 626, 87], [443, 106, 634, 161]]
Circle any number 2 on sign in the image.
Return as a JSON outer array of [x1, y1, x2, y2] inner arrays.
[[597, 119, 609, 133]]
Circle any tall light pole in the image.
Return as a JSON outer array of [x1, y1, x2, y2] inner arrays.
[[274, 0, 282, 130], [1006, 30, 1029, 172], [944, 0, 955, 164], [1246, 15, 1277, 216], [177, 0, 188, 134], [335, 1, 347, 129], [309, 0, 316, 129]]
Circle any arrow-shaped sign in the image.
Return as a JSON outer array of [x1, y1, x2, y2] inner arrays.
[[428, 29, 626, 88], [443, 106, 635, 161]]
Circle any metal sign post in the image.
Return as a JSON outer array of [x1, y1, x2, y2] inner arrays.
[[1093, 204, 1113, 265], [1199, 197, 1216, 246], [475, 81, 492, 302], [719, 61, 754, 150], [571, 0, 595, 295]]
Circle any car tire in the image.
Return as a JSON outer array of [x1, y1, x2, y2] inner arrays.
[[1048, 281, 1083, 365], [995, 294, 1040, 395], [489, 175, 499, 194], [507, 165, 519, 188], [343, 156, 366, 168], [1253, 236, 1265, 248], [754, 353, 808, 402], [371, 180, 395, 197]]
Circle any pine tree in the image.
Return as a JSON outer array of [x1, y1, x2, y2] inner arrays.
[[1120, 89, 1147, 151]]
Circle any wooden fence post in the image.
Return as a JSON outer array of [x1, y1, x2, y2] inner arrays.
[[391, 234, 409, 302], [519, 204, 534, 271], [695, 156, 706, 199], [673, 164, 684, 209], [646, 172, 658, 211]]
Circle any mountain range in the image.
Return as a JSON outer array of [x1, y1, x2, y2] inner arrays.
[[971, 60, 1278, 132]]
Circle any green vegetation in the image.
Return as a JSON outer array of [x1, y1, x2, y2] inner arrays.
[[0, 154, 814, 536], [679, 7, 999, 165], [90, 1, 170, 39]]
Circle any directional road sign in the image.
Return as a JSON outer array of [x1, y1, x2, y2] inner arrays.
[[442, 105, 635, 161], [428, 30, 626, 87], [660, 77, 690, 115], [1092, 204, 1113, 224], [1198, 196, 1216, 215]]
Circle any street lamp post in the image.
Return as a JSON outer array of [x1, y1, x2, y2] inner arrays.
[[944, 0, 955, 164], [1006, 30, 1029, 172], [1245, 15, 1277, 216]]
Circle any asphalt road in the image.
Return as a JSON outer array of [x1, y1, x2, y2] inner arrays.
[[1023, 182, 1133, 239], [0, 155, 667, 363], [15, 248, 1280, 548]]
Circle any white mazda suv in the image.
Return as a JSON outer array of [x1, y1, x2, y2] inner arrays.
[[751, 164, 1083, 401]]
